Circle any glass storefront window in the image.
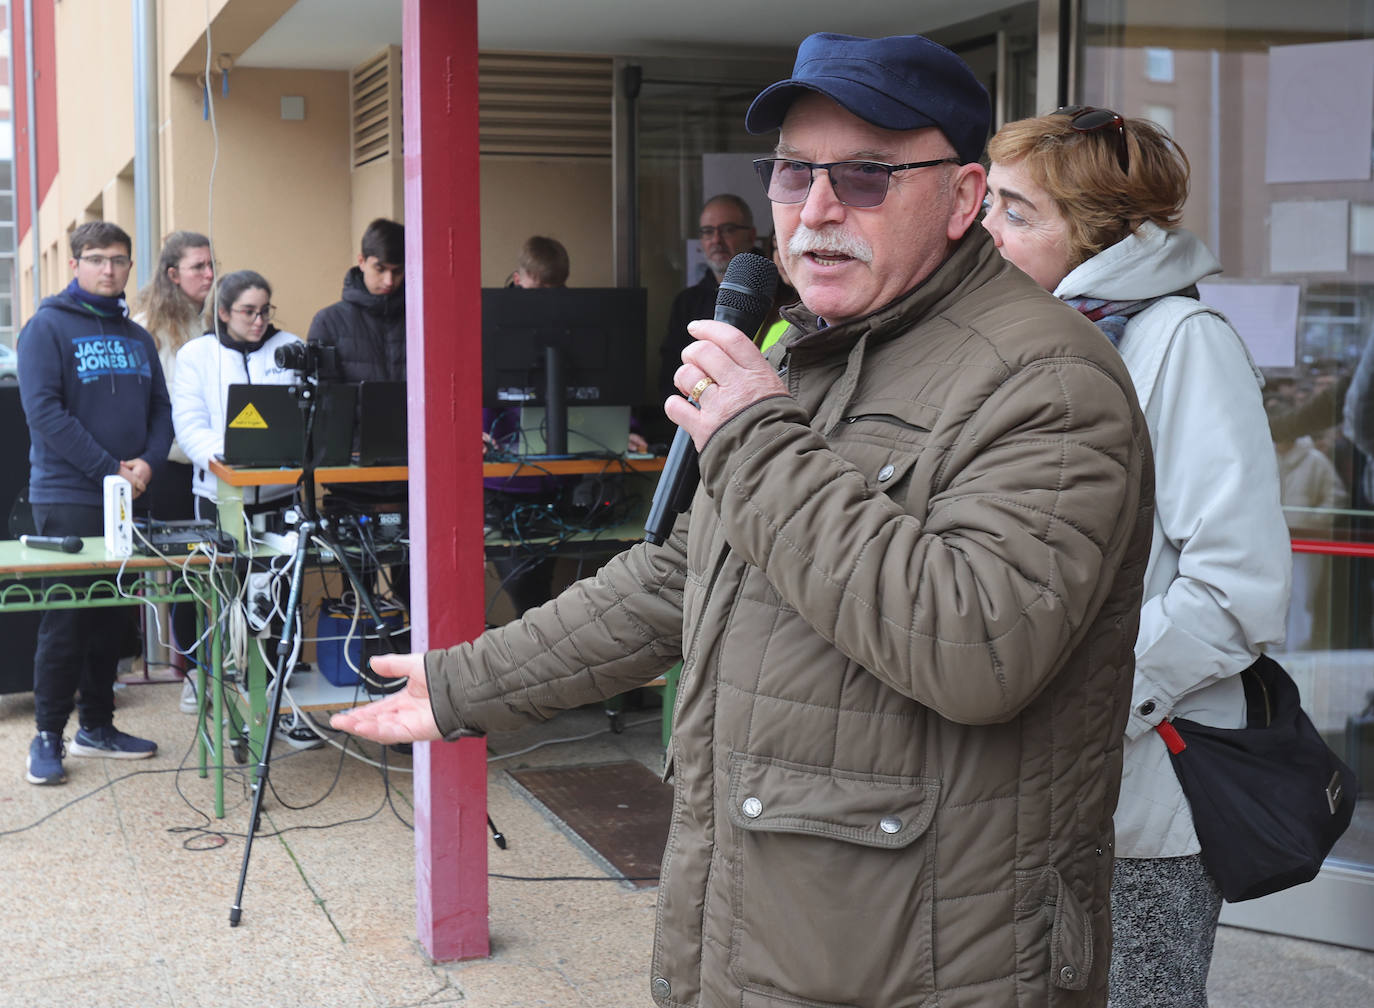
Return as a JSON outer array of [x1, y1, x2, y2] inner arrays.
[[1080, 0, 1374, 948], [630, 56, 790, 430]]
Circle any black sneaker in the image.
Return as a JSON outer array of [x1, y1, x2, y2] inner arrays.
[[26, 731, 67, 785], [274, 714, 324, 751], [69, 724, 157, 760]]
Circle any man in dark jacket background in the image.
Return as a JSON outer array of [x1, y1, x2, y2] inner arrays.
[[654, 194, 757, 403], [18, 220, 173, 785], [308, 217, 405, 382]]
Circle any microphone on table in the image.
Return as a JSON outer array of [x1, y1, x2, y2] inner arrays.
[[20, 534, 83, 554], [644, 252, 779, 546]]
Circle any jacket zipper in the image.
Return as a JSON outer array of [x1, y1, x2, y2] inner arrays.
[[844, 412, 931, 433], [663, 532, 733, 782]]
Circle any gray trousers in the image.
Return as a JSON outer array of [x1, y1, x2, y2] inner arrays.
[[1109, 854, 1223, 1008]]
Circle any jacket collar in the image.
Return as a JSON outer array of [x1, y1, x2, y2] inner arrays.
[[342, 266, 404, 317], [776, 228, 1008, 435], [216, 325, 280, 354], [779, 226, 1005, 363], [1053, 222, 1221, 302]]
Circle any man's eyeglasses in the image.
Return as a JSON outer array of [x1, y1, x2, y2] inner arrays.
[[78, 254, 131, 270], [699, 223, 750, 240], [1055, 106, 1129, 174], [754, 157, 960, 209], [231, 304, 276, 322]]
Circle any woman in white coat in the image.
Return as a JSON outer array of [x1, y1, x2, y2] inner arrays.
[[172, 269, 303, 527], [983, 109, 1291, 1007]]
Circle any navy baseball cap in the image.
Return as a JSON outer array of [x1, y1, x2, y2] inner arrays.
[[745, 33, 991, 165]]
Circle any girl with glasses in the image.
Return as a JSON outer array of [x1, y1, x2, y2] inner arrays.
[[170, 270, 304, 525]]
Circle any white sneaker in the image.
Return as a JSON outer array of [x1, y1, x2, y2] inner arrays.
[[179, 678, 198, 714]]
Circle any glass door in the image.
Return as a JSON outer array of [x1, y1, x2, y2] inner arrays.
[[1079, 0, 1374, 950]]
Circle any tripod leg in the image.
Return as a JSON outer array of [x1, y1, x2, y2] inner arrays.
[[230, 520, 314, 927]]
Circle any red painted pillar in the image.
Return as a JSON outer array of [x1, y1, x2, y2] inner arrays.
[[402, 0, 489, 961]]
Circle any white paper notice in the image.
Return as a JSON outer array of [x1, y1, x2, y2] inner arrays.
[[1352, 204, 1374, 255], [1266, 39, 1374, 183], [1270, 200, 1349, 274], [1197, 282, 1300, 369]]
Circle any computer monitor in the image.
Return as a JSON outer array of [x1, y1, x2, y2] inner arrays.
[[481, 287, 646, 456]]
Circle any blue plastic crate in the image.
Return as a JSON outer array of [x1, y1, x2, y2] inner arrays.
[[316, 602, 408, 687]]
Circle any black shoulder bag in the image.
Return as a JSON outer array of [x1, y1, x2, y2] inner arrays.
[[1154, 654, 1357, 903]]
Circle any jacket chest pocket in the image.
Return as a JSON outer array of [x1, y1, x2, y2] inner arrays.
[[830, 401, 939, 509], [723, 752, 940, 1007]]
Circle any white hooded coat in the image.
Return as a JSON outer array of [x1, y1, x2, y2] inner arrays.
[[1055, 222, 1292, 857]]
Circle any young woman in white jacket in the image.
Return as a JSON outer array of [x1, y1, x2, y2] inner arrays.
[[172, 269, 304, 524], [984, 110, 1291, 1007]]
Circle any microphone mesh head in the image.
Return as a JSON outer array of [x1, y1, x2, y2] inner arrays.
[[717, 252, 779, 319]]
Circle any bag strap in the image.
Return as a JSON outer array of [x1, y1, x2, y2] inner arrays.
[[1155, 719, 1186, 754]]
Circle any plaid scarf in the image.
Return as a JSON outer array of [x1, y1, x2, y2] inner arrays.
[[1063, 285, 1200, 347], [1062, 296, 1156, 347]]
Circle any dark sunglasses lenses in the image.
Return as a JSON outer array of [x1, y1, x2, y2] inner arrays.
[[1056, 106, 1129, 173], [757, 160, 808, 202], [1070, 108, 1121, 131], [756, 160, 890, 207], [830, 163, 892, 206]]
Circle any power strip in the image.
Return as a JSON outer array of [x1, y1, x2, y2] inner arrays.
[[254, 530, 299, 556], [245, 571, 274, 635]]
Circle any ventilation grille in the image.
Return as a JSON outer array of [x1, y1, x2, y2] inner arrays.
[[351, 47, 402, 169], [479, 53, 613, 159]]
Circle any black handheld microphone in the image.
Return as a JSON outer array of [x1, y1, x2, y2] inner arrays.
[[644, 252, 779, 545], [20, 534, 83, 554]]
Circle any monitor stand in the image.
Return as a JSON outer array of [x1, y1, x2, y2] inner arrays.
[[543, 344, 567, 456]]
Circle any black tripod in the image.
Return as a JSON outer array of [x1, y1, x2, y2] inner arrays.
[[230, 378, 407, 926]]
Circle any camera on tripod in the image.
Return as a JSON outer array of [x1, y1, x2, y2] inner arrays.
[[275, 341, 338, 377]]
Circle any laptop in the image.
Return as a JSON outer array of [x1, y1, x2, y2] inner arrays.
[[222, 383, 356, 467], [519, 405, 631, 458], [357, 381, 408, 466]]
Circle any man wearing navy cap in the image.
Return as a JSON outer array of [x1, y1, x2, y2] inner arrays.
[[334, 33, 1152, 1008]]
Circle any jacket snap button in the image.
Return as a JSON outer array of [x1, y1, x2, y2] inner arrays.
[[879, 816, 902, 834], [1139, 700, 1156, 716], [877, 464, 896, 482], [742, 796, 763, 818], [1060, 965, 1078, 984], [652, 977, 671, 998]]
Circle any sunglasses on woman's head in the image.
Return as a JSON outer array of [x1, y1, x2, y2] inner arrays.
[[1055, 105, 1129, 174]]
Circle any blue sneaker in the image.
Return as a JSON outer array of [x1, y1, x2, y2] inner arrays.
[[69, 724, 157, 760], [26, 731, 67, 785]]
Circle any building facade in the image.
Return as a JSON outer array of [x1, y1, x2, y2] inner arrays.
[[5, 0, 1371, 958]]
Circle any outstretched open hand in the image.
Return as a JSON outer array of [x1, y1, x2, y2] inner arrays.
[[329, 653, 442, 744]]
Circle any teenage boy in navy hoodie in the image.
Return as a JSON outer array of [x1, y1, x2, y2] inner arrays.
[[18, 221, 173, 785]]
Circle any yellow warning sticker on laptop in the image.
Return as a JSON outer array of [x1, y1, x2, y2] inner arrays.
[[229, 403, 269, 429]]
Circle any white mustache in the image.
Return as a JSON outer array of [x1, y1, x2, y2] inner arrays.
[[788, 225, 873, 264]]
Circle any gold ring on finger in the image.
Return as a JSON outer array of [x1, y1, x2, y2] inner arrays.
[[689, 377, 715, 401]]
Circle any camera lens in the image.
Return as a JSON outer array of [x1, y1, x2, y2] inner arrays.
[[275, 342, 309, 371]]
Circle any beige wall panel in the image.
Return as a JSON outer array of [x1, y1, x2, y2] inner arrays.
[[164, 67, 352, 338], [22, 192, 77, 313], [53, 0, 136, 233], [478, 158, 614, 289], [350, 156, 404, 251], [102, 170, 140, 283], [161, 0, 231, 72], [163, 0, 294, 76]]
